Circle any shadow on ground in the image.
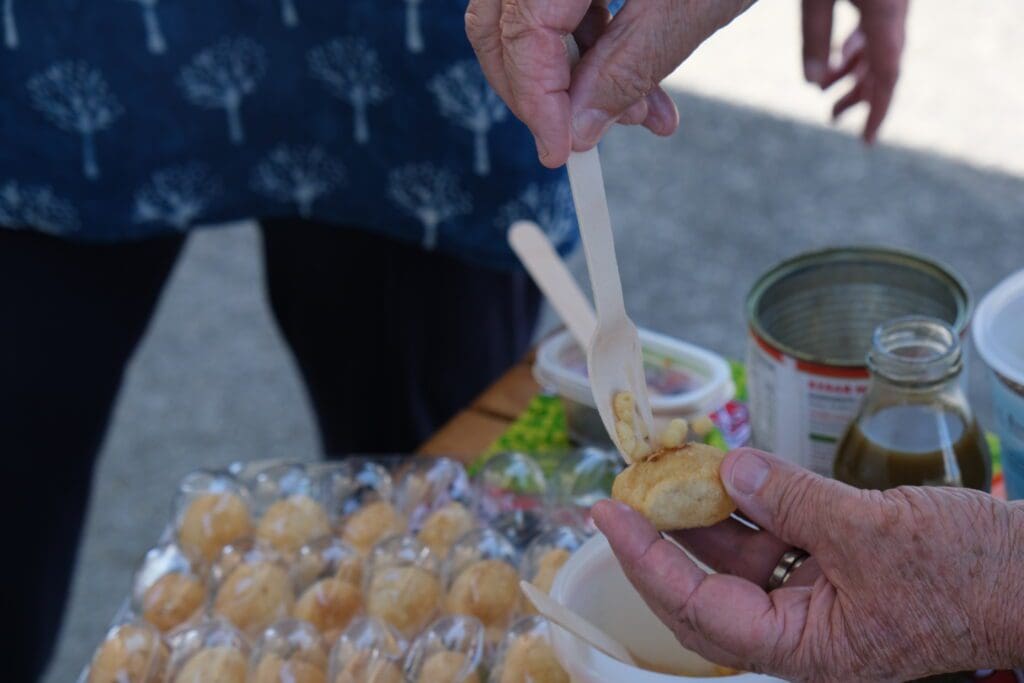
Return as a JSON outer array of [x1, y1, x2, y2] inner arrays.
[[45, 89, 1024, 683]]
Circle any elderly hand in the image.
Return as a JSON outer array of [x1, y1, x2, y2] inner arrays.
[[465, 0, 755, 168], [592, 448, 1024, 681], [802, 0, 910, 143]]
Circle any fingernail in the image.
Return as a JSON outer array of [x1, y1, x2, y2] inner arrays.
[[592, 499, 629, 524], [804, 59, 825, 85], [729, 451, 771, 495], [572, 108, 611, 146], [534, 135, 549, 161]]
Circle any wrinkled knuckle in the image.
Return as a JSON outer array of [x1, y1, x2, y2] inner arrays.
[[669, 597, 693, 633], [772, 470, 820, 537], [603, 60, 656, 106], [499, 0, 531, 38], [464, 6, 488, 41], [868, 488, 908, 534]]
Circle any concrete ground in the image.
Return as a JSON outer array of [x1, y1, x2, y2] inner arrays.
[[45, 2, 1023, 681]]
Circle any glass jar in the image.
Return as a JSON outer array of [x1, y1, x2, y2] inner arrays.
[[834, 316, 990, 491]]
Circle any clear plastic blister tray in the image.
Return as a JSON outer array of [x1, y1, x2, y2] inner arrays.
[[78, 451, 620, 683]]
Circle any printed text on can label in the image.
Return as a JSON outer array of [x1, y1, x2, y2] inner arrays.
[[747, 338, 868, 477]]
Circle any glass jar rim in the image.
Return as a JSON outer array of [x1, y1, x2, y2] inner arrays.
[[868, 315, 962, 384]]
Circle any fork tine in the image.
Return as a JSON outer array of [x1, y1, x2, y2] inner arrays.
[[628, 347, 656, 437]]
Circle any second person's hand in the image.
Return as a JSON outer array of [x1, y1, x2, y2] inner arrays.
[[802, 0, 910, 143]]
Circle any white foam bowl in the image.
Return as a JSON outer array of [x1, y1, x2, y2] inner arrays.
[[549, 534, 784, 683]]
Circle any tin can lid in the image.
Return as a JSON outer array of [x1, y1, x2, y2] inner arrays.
[[973, 268, 1024, 387], [532, 329, 734, 418]]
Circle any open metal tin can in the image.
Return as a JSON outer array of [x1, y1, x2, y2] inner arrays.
[[746, 247, 972, 476]]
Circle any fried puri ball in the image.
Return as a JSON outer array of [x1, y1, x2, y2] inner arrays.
[[335, 553, 364, 587], [612, 443, 736, 531], [332, 651, 404, 683], [294, 578, 362, 642], [178, 492, 252, 562], [173, 646, 247, 683], [445, 560, 521, 631], [366, 565, 441, 637], [499, 634, 568, 683], [417, 502, 475, 558], [522, 549, 570, 616], [257, 495, 332, 556], [341, 501, 406, 554], [418, 651, 480, 683], [291, 541, 364, 590], [213, 561, 294, 634], [88, 624, 168, 683], [252, 653, 326, 683], [530, 548, 570, 595], [141, 572, 206, 632]]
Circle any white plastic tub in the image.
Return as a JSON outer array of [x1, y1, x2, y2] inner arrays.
[[533, 329, 734, 446], [548, 534, 783, 682], [973, 268, 1024, 500]]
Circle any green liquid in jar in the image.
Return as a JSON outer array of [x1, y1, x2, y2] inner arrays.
[[835, 404, 990, 491]]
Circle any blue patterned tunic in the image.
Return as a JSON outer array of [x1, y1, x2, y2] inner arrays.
[[0, 0, 576, 269]]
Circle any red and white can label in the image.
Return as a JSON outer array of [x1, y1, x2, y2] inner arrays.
[[747, 333, 869, 477]]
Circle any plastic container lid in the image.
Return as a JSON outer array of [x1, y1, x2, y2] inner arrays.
[[533, 328, 734, 418], [973, 269, 1024, 386]]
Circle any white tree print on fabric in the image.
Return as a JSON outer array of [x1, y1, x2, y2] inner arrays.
[[27, 62, 124, 181], [251, 145, 345, 218], [3, 0, 16, 49], [308, 38, 391, 145], [495, 182, 576, 245], [405, 0, 424, 53], [280, 0, 299, 27], [428, 60, 509, 176], [124, 0, 166, 54], [134, 163, 220, 230], [0, 181, 79, 235], [179, 37, 267, 145], [388, 163, 471, 251]]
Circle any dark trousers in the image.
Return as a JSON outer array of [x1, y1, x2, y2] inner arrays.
[[1, 221, 540, 681]]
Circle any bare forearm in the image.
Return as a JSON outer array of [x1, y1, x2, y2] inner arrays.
[[999, 502, 1024, 666], [984, 500, 1024, 667]]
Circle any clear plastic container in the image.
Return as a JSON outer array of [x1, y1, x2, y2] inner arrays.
[[472, 453, 547, 550], [250, 619, 329, 683], [546, 448, 621, 532], [488, 616, 568, 683], [210, 544, 295, 638], [363, 535, 444, 639], [86, 621, 168, 683], [404, 615, 485, 683], [131, 541, 207, 634], [166, 618, 250, 683], [533, 329, 734, 446], [443, 529, 522, 645], [291, 538, 366, 646], [311, 458, 394, 519], [518, 526, 586, 612], [395, 457, 474, 532], [328, 616, 407, 683], [292, 536, 365, 595], [243, 462, 319, 517], [172, 470, 254, 565]]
